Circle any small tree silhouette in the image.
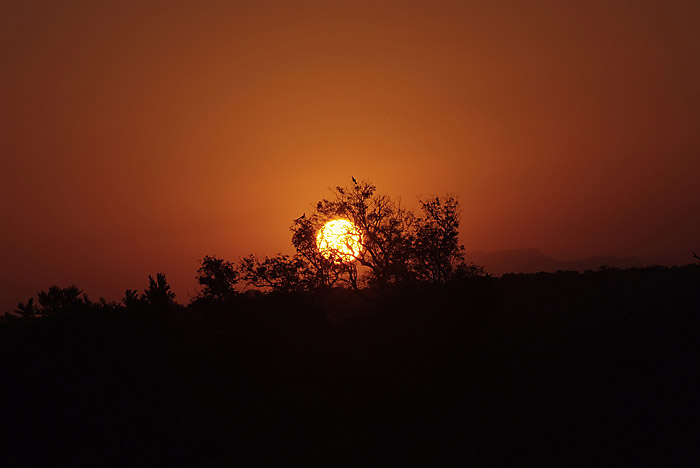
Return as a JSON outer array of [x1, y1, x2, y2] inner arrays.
[[196, 255, 239, 302], [144, 273, 176, 307]]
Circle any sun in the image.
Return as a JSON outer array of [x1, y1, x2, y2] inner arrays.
[[316, 219, 363, 263]]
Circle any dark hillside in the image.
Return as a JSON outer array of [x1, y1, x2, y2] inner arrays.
[[2, 265, 698, 466]]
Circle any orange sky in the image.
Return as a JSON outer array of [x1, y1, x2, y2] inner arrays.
[[2, 0, 700, 309]]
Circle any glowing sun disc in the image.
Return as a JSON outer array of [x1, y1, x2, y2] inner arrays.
[[316, 219, 363, 263]]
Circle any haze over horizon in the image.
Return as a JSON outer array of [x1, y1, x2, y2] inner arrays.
[[3, 0, 699, 311]]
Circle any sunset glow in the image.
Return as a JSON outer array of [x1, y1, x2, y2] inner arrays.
[[2, 0, 700, 311], [316, 219, 363, 263]]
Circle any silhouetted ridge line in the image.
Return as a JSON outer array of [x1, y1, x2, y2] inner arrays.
[[469, 248, 641, 275]]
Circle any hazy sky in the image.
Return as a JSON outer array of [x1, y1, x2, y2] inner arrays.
[[2, 0, 699, 309]]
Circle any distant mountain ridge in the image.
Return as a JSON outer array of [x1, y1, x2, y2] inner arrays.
[[468, 248, 642, 276]]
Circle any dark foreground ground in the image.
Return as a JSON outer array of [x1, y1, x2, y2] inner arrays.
[[2, 265, 699, 466]]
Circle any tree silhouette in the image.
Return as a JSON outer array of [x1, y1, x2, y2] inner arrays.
[[15, 297, 38, 318], [196, 255, 239, 302], [291, 214, 349, 290], [121, 289, 144, 308], [335, 180, 415, 286], [290, 178, 481, 290], [411, 196, 483, 282], [292, 179, 415, 290], [143, 273, 176, 307], [239, 254, 307, 292], [36, 285, 85, 316]]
